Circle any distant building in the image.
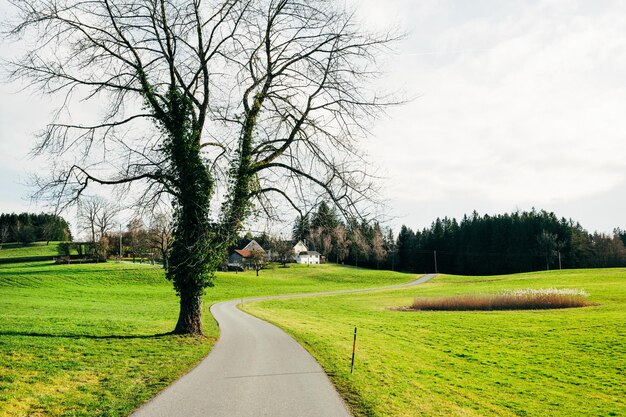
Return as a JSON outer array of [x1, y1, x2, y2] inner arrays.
[[228, 249, 251, 268], [242, 240, 265, 253], [292, 240, 308, 257], [228, 239, 266, 269], [296, 251, 321, 264]]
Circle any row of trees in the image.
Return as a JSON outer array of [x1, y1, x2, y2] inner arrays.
[[0, 213, 71, 246], [72, 197, 173, 266], [394, 210, 626, 275], [282, 205, 626, 275]]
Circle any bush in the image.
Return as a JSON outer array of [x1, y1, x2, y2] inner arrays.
[[57, 242, 72, 256], [410, 288, 593, 311]]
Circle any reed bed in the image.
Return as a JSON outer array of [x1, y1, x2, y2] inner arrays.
[[410, 288, 592, 311]]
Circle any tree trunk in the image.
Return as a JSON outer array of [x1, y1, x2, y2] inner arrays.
[[165, 93, 222, 336], [174, 292, 203, 335], [161, 247, 168, 270]]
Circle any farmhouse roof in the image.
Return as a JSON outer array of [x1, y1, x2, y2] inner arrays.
[[242, 239, 265, 252], [234, 249, 251, 257], [299, 251, 320, 256]]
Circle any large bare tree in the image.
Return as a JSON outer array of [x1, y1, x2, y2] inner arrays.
[[78, 196, 118, 242], [7, 0, 397, 334]]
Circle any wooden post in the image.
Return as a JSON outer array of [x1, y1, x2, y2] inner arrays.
[[351, 327, 357, 374]]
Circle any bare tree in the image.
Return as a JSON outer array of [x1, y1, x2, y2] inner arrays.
[[79, 197, 117, 241], [42, 221, 57, 246], [271, 237, 293, 267], [127, 217, 146, 262], [7, 0, 398, 334], [78, 197, 118, 260], [149, 212, 174, 269], [371, 223, 386, 269], [333, 224, 349, 264], [95, 204, 119, 243], [248, 249, 265, 276], [78, 200, 100, 244]]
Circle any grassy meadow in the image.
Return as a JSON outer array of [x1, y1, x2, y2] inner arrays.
[[243, 269, 626, 417], [0, 262, 416, 417]]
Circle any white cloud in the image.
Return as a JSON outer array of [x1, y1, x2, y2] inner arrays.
[[359, 0, 626, 232]]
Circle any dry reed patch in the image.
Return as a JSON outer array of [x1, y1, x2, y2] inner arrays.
[[408, 289, 594, 311]]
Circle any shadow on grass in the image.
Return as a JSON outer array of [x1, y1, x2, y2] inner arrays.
[[0, 330, 176, 339]]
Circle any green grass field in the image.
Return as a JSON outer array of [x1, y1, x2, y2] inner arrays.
[[0, 242, 62, 259], [243, 269, 626, 417], [0, 262, 415, 417]]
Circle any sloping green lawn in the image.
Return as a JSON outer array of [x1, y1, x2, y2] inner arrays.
[[0, 242, 62, 259], [244, 269, 626, 417], [0, 262, 416, 417]]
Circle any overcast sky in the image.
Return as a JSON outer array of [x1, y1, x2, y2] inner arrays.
[[1, 0, 625, 235]]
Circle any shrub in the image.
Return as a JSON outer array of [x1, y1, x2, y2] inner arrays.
[[57, 242, 72, 256], [410, 288, 593, 311]]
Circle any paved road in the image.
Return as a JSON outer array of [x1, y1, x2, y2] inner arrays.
[[131, 273, 436, 417]]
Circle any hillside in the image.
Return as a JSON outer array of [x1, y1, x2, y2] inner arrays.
[[0, 241, 61, 259]]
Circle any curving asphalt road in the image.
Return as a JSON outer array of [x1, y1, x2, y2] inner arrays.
[[131, 273, 436, 417]]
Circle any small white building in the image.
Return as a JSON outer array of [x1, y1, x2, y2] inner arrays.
[[296, 251, 321, 264], [292, 240, 308, 258]]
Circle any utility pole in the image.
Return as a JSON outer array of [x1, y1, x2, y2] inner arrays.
[[434, 250, 438, 273], [119, 224, 123, 262], [558, 251, 562, 270]]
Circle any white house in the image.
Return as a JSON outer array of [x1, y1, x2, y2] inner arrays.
[[296, 251, 321, 264], [292, 240, 308, 258]]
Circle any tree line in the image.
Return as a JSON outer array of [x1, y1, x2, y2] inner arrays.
[[0, 213, 71, 246], [241, 205, 626, 276], [395, 210, 626, 275]]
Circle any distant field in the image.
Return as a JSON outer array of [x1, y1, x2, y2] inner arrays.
[[0, 262, 416, 417], [244, 269, 626, 417], [0, 242, 62, 258]]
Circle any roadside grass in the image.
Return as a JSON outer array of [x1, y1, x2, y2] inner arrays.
[[243, 268, 626, 417], [0, 261, 416, 417], [0, 242, 62, 258]]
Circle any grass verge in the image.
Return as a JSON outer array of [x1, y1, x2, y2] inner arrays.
[[243, 269, 626, 417], [0, 262, 416, 417]]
